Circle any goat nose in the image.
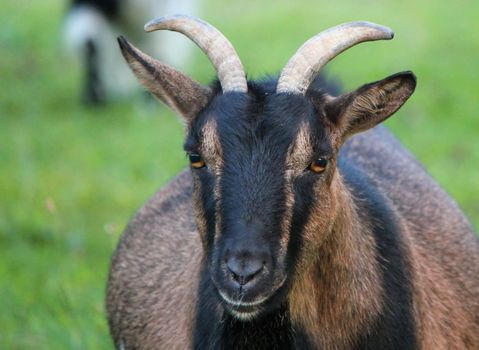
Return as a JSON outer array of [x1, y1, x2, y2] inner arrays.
[[226, 255, 264, 286]]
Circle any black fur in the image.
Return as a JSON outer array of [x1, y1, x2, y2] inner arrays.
[[190, 79, 332, 349], [193, 265, 316, 349], [339, 159, 417, 349], [189, 77, 417, 349], [72, 0, 120, 18], [84, 39, 105, 105]]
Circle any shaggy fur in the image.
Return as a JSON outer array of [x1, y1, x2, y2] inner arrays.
[[107, 27, 479, 349], [107, 75, 479, 349]]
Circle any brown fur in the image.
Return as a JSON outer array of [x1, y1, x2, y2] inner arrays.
[[279, 122, 314, 256], [107, 171, 202, 349], [108, 32, 479, 350], [340, 127, 479, 348], [192, 118, 222, 247], [325, 72, 417, 141], [118, 36, 211, 121], [107, 127, 479, 349], [288, 174, 384, 349]]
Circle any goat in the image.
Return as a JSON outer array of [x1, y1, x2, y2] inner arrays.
[[106, 15, 479, 349], [63, 0, 199, 104]]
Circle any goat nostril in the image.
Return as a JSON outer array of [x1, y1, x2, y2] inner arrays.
[[226, 257, 264, 286], [230, 269, 261, 286]]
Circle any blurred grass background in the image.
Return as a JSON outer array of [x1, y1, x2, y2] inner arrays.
[[1, 0, 478, 348]]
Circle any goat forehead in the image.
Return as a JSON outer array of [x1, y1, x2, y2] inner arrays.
[[199, 97, 325, 156]]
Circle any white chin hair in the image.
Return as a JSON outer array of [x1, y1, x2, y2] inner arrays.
[[230, 309, 259, 321], [218, 290, 269, 307]]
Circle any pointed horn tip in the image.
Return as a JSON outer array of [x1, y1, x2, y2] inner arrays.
[[380, 25, 394, 40], [144, 16, 170, 32], [144, 19, 158, 32], [144, 20, 157, 32], [351, 21, 394, 39], [144, 14, 193, 32]]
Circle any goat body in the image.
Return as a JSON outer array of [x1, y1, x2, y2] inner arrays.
[[106, 16, 479, 349], [107, 119, 479, 350]]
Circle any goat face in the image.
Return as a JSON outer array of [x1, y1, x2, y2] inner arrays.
[[118, 15, 416, 321], [185, 90, 339, 319]]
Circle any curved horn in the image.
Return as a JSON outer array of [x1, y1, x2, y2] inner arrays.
[[277, 21, 394, 94], [145, 14, 247, 93]]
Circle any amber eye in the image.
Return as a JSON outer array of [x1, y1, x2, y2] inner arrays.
[[189, 153, 206, 169], [310, 158, 328, 173]]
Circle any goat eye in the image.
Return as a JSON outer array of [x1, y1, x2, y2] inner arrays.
[[310, 158, 328, 173], [189, 153, 206, 169]]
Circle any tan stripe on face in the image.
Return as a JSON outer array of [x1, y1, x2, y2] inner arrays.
[[213, 174, 223, 245], [198, 118, 224, 245], [201, 118, 222, 165], [279, 122, 314, 254], [190, 118, 223, 248], [286, 122, 314, 176]]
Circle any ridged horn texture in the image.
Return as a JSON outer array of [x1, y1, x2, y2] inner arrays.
[[277, 21, 394, 94], [145, 14, 247, 93]]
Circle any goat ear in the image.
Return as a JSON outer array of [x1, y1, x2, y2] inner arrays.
[[117, 36, 212, 123], [325, 71, 416, 141]]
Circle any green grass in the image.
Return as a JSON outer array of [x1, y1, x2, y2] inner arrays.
[[1, 0, 478, 348]]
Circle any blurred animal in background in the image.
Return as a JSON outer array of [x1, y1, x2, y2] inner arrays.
[[63, 0, 200, 105]]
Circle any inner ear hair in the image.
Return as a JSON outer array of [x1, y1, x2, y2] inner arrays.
[[325, 71, 416, 141], [117, 36, 212, 123]]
